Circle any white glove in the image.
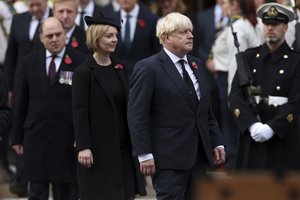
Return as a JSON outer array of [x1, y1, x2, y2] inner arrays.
[[251, 124, 274, 143], [249, 122, 264, 141]]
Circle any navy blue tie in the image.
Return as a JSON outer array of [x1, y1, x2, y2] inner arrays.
[[124, 14, 131, 51]]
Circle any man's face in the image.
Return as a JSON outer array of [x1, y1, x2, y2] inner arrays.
[[53, 0, 77, 31], [264, 23, 287, 45], [166, 27, 193, 57], [118, 0, 137, 12], [28, 0, 47, 19], [40, 18, 66, 54]]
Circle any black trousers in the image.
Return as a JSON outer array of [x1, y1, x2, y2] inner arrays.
[[29, 181, 78, 200]]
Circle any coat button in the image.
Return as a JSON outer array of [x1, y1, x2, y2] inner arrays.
[[253, 69, 257, 73], [256, 53, 260, 58], [276, 86, 281, 91], [279, 70, 284, 74], [283, 55, 288, 59]]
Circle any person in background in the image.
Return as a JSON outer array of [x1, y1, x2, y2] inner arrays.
[[227, 0, 265, 94], [196, 0, 227, 129], [53, 0, 89, 54], [4, 0, 52, 196], [149, 0, 199, 56], [113, 0, 161, 77], [11, 17, 85, 200], [0, 0, 14, 184], [206, 0, 241, 169], [75, 0, 113, 31], [229, 3, 300, 171], [72, 12, 146, 200], [128, 12, 225, 200]]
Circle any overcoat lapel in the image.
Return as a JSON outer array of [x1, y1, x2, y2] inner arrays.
[[159, 51, 195, 111], [38, 50, 50, 88]]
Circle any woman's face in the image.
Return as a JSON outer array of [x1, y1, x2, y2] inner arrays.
[[97, 26, 118, 54]]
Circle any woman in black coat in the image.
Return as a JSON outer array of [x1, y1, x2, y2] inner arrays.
[[72, 13, 146, 200]]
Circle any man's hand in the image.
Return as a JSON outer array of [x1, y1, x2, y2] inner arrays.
[[12, 144, 23, 156], [140, 159, 155, 176], [251, 124, 274, 142], [78, 149, 94, 168], [213, 146, 226, 165]]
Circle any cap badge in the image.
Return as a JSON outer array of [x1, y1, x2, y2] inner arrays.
[[267, 6, 278, 17]]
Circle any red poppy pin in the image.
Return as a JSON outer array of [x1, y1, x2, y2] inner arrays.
[[137, 19, 146, 28], [64, 54, 72, 65], [191, 61, 198, 69], [71, 37, 78, 48], [114, 64, 123, 70]]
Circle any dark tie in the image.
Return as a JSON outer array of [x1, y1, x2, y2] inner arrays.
[[79, 11, 85, 30], [178, 59, 198, 106], [124, 14, 131, 51], [33, 19, 41, 40], [48, 55, 57, 83]]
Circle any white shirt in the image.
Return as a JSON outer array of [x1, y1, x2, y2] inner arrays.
[[0, 1, 12, 64], [227, 17, 265, 94], [29, 7, 50, 40], [164, 47, 201, 100], [45, 48, 66, 75], [75, 0, 95, 31], [65, 25, 76, 44], [120, 4, 139, 43]]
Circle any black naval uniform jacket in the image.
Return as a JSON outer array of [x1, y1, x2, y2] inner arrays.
[[229, 42, 300, 171]]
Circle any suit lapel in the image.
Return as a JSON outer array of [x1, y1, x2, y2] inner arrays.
[[112, 60, 129, 101], [38, 50, 50, 88], [160, 51, 195, 110]]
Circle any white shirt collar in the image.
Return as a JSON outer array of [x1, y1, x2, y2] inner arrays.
[[66, 25, 76, 44], [46, 47, 66, 58], [78, 0, 94, 16], [163, 47, 188, 64], [120, 4, 139, 18]]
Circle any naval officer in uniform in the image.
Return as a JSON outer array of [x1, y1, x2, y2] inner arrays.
[[229, 2, 300, 172]]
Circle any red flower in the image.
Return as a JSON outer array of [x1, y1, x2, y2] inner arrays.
[[191, 61, 198, 69], [137, 19, 145, 28], [71, 37, 78, 48], [64, 54, 72, 65], [114, 64, 123, 70]]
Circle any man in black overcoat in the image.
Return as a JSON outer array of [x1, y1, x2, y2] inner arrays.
[[11, 17, 85, 200]]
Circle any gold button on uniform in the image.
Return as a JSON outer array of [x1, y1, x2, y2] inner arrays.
[[234, 109, 240, 118], [256, 53, 260, 58], [283, 55, 288, 59], [253, 69, 257, 73], [276, 86, 281, 91], [279, 69, 284, 74], [286, 114, 293, 122]]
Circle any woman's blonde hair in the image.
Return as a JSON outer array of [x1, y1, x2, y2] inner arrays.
[[156, 12, 193, 44], [86, 24, 109, 52]]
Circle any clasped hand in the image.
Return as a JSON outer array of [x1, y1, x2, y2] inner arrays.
[[249, 122, 274, 142]]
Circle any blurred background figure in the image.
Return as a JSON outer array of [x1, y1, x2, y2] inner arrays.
[[75, 0, 115, 31], [113, 0, 161, 77], [227, 0, 265, 94], [149, 0, 199, 55], [206, 0, 241, 169], [4, 0, 52, 196], [196, 0, 228, 133], [53, 0, 89, 55], [0, 0, 13, 186], [72, 12, 146, 199]]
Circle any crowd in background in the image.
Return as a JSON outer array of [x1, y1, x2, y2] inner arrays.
[[1, 0, 300, 199]]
